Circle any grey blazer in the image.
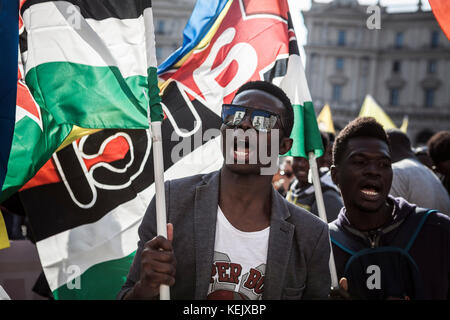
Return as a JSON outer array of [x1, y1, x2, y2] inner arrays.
[[117, 170, 331, 300]]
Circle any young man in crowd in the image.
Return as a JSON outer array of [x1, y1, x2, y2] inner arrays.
[[329, 117, 450, 299], [273, 156, 295, 197], [117, 81, 331, 300], [286, 131, 343, 222]]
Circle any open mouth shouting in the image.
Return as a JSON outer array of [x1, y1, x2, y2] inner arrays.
[[233, 136, 258, 163], [234, 137, 249, 162], [359, 183, 382, 202]]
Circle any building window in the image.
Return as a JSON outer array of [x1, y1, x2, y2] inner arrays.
[[424, 89, 435, 108], [156, 47, 163, 61], [431, 31, 439, 48], [332, 85, 342, 102], [310, 53, 318, 73], [427, 60, 437, 74], [392, 60, 401, 73], [157, 20, 166, 35], [361, 57, 370, 76], [338, 30, 346, 46], [390, 88, 400, 106], [395, 32, 404, 49], [336, 57, 344, 71]]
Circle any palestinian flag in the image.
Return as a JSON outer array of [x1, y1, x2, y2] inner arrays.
[[20, 0, 322, 299], [0, 0, 160, 203], [19, 126, 223, 299], [279, 34, 323, 159], [279, 0, 323, 159]]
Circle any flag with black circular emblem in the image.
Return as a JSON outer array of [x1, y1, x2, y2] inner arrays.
[[1, 0, 161, 204]]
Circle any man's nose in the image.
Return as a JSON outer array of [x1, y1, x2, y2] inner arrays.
[[237, 114, 253, 130], [364, 161, 380, 177]]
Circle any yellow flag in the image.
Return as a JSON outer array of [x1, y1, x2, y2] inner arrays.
[[56, 126, 102, 152], [399, 116, 408, 133], [359, 95, 397, 130], [317, 104, 335, 134], [0, 209, 10, 250]]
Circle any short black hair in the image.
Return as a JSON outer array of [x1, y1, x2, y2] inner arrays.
[[332, 117, 390, 166], [233, 81, 294, 137], [427, 130, 450, 164], [327, 132, 336, 144], [386, 129, 411, 151], [320, 131, 330, 150]]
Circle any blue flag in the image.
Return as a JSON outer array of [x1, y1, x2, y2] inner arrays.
[[0, 0, 19, 194]]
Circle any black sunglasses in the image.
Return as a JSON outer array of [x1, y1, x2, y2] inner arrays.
[[221, 104, 285, 133]]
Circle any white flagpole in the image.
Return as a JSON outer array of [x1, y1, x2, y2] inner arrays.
[[144, 6, 170, 300], [308, 152, 339, 289], [150, 121, 170, 300]]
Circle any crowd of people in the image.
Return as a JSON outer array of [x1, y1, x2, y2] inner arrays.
[[118, 81, 449, 300], [273, 116, 450, 300], [275, 126, 450, 221], [2, 80, 449, 300]]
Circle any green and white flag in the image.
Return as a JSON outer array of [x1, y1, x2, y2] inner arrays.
[[280, 17, 323, 158], [20, 0, 161, 128], [1, 0, 161, 203]]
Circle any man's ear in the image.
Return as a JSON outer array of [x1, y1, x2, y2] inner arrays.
[[279, 137, 293, 155], [330, 164, 339, 187]]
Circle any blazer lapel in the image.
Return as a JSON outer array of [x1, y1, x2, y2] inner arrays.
[[193, 171, 220, 299], [264, 189, 295, 299]]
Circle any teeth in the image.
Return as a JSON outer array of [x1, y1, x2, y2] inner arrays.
[[361, 189, 378, 196], [235, 151, 248, 157]]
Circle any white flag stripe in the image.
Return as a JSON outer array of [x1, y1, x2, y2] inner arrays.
[[23, 2, 155, 78], [279, 54, 312, 105], [144, 9, 158, 69]]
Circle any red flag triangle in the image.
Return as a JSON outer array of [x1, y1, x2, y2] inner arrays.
[[429, 0, 450, 40]]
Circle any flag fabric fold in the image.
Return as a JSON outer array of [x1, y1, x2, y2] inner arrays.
[[317, 104, 336, 135], [157, 0, 231, 75], [359, 95, 396, 129], [279, 25, 323, 158], [359, 94, 407, 133]]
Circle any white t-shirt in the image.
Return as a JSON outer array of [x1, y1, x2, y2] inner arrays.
[[207, 207, 270, 300]]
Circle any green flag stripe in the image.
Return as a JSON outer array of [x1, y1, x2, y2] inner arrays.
[[0, 118, 72, 203], [25, 62, 159, 128], [1, 65, 161, 202], [52, 251, 136, 300], [302, 101, 324, 158], [284, 102, 324, 158], [148, 70, 164, 122]]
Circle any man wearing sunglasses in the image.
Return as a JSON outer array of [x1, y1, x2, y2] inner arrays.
[[118, 81, 331, 300]]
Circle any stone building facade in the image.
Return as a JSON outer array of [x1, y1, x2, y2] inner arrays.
[[303, 0, 450, 144], [152, 0, 196, 63]]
